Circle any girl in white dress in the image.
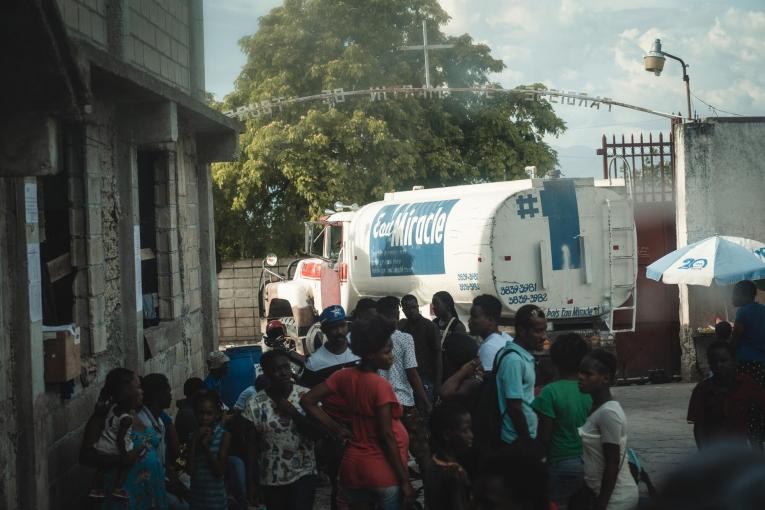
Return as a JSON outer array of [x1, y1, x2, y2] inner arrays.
[[577, 349, 639, 510], [89, 379, 144, 499]]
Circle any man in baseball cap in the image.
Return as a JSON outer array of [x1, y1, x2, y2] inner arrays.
[[301, 305, 358, 387], [301, 304, 358, 510], [205, 350, 230, 395], [319, 304, 346, 325]]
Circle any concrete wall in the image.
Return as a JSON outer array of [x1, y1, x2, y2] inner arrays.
[[0, 180, 18, 509], [55, 0, 199, 94], [55, 0, 108, 48], [218, 258, 298, 343], [40, 96, 210, 506], [674, 117, 765, 380], [0, 0, 236, 507], [128, 0, 192, 91], [219, 259, 260, 342]]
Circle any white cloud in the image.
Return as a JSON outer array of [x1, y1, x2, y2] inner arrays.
[[438, 0, 476, 35], [705, 79, 765, 113], [558, 0, 584, 24], [707, 18, 731, 49], [496, 68, 525, 84], [485, 5, 540, 35]]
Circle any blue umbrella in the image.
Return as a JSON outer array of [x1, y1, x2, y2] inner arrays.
[[646, 235, 765, 286]]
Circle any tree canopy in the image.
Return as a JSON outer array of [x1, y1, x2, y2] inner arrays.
[[213, 0, 566, 259]]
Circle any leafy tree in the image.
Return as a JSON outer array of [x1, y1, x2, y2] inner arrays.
[[214, 0, 566, 259]]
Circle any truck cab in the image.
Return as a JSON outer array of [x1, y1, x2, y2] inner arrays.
[[259, 211, 355, 337]]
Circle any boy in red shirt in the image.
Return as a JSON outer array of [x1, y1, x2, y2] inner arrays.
[[687, 340, 765, 448]]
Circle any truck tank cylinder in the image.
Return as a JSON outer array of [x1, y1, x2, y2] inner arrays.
[[345, 178, 636, 322]]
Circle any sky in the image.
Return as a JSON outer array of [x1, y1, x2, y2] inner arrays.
[[203, 0, 765, 177]]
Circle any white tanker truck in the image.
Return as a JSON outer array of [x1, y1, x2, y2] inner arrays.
[[259, 177, 637, 343]]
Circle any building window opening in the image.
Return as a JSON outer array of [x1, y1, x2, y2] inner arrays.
[[40, 171, 74, 325], [137, 151, 161, 329]]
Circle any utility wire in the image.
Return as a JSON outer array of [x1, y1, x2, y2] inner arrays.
[[690, 92, 744, 117]]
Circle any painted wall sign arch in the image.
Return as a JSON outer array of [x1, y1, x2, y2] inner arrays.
[[224, 86, 681, 121]]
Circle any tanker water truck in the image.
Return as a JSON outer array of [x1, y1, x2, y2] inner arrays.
[[259, 177, 637, 346]]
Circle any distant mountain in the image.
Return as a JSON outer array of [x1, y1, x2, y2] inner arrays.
[[550, 145, 602, 179]]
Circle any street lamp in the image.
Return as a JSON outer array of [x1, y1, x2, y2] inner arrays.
[[644, 39, 692, 120]]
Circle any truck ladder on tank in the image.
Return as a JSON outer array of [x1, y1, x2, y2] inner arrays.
[[604, 198, 637, 333]]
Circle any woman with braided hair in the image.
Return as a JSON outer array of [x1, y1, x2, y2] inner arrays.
[[80, 367, 168, 509]]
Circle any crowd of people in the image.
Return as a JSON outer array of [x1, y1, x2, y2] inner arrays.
[[78, 281, 765, 510]]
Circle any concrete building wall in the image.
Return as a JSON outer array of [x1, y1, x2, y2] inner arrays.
[[674, 117, 765, 380], [219, 259, 260, 342], [55, 0, 109, 48], [218, 258, 299, 343], [0, 180, 19, 510], [40, 97, 209, 505], [55, 0, 195, 93], [1, 0, 238, 505], [127, 0, 192, 92]]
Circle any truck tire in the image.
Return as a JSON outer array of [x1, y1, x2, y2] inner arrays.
[[303, 322, 326, 356]]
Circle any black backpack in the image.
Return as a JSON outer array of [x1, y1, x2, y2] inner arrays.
[[471, 347, 520, 452]]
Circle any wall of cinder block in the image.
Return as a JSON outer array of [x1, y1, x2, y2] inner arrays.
[[43, 98, 211, 507], [218, 259, 260, 342], [218, 258, 298, 343], [55, 0, 193, 92], [0, 180, 18, 509]]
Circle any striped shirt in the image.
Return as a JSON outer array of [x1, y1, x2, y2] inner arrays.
[[190, 423, 227, 510]]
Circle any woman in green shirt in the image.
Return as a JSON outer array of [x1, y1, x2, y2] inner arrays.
[[532, 333, 592, 510]]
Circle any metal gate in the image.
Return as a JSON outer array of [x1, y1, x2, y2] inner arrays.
[[597, 128, 681, 379]]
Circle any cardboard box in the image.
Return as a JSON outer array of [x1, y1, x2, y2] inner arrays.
[[43, 324, 81, 383]]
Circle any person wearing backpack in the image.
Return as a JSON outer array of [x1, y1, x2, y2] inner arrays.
[[495, 304, 547, 445], [468, 302, 546, 464], [470, 295, 513, 374]]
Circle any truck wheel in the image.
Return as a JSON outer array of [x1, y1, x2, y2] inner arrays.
[[303, 322, 326, 356]]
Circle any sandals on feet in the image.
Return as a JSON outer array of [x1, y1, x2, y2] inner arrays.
[[111, 488, 130, 500]]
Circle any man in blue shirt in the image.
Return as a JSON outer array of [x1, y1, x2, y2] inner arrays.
[[496, 304, 547, 444], [469, 294, 513, 374], [205, 350, 230, 394], [732, 280, 765, 366], [732, 280, 765, 445]]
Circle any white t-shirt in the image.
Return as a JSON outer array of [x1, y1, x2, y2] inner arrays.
[[234, 385, 258, 410], [378, 330, 418, 407], [304, 344, 359, 372], [479, 331, 513, 371], [242, 385, 317, 486], [579, 400, 639, 510], [94, 406, 134, 455]]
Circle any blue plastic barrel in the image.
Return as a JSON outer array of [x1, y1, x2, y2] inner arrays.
[[220, 345, 262, 408]]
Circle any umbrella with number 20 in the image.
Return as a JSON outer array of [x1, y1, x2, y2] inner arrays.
[[646, 235, 765, 287]]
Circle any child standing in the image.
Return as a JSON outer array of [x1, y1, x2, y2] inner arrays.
[[188, 391, 231, 510], [89, 379, 144, 499], [687, 340, 765, 448], [425, 402, 474, 510], [532, 333, 592, 510]]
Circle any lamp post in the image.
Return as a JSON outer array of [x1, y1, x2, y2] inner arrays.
[[644, 39, 692, 120]]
